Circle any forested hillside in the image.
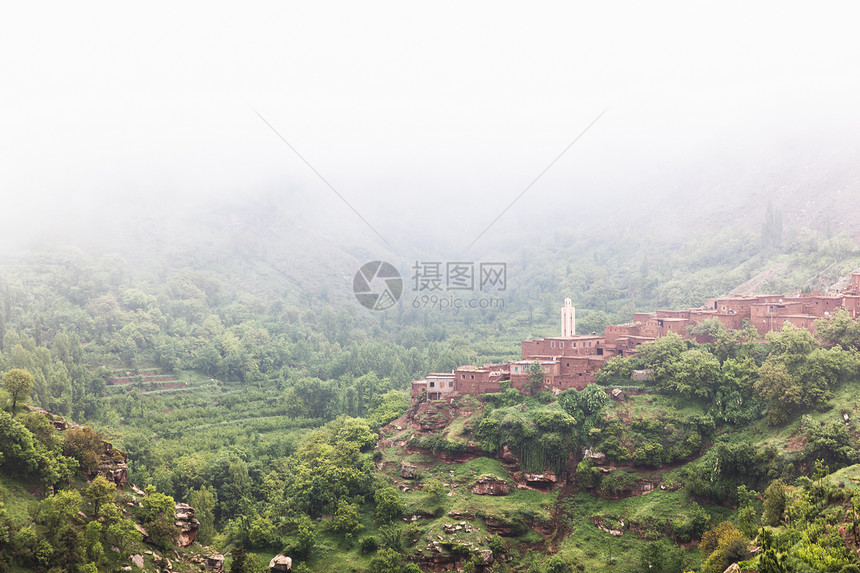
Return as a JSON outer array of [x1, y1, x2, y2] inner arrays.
[[1, 184, 860, 572]]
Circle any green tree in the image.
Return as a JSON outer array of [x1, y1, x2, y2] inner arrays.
[[423, 477, 447, 500], [39, 489, 82, 531], [0, 410, 40, 474], [294, 513, 316, 558], [106, 518, 142, 556], [63, 425, 106, 474], [140, 485, 177, 550], [815, 308, 860, 349], [374, 487, 403, 523], [84, 520, 104, 563], [576, 458, 600, 489], [368, 547, 403, 573], [332, 499, 363, 534], [638, 539, 687, 573], [637, 332, 685, 384], [230, 545, 247, 573], [85, 475, 116, 517], [762, 479, 787, 526], [757, 529, 786, 573], [528, 360, 544, 395], [754, 360, 802, 425], [700, 521, 749, 573], [2, 368, 34, 412], [189, 486, 218, 545]]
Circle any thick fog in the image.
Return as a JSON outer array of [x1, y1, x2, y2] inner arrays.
[[2, 1, 859, 262]]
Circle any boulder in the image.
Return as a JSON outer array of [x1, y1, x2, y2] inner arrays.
[[400, 463, 418, 479], [722, 564, 740, 573], [469, 475, 510, 496], [131, 554, 144, 568], [206, 553, 225, 573], [268, 554, 292, 572], [523, 472, 558, 487]]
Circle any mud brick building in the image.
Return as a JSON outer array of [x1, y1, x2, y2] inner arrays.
[[408, 272, 860, 400]]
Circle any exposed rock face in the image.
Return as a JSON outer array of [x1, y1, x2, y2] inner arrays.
[[722, 564, 740, 573], [583, 449, 607, 465], [484, 516, 520, 536], [523, 472, 558, 488], [400, 463, 418, 479], [499, 445, 519, 468], [97, 442, 128, 486], [478, 549, 494, 565], [268, 554, 293, 572], [175, 503, 200, 548], [206, 552, 225, 573], [469, 475, 510, 496]]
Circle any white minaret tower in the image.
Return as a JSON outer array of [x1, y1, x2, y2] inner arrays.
[[561, 298, 575, 337]]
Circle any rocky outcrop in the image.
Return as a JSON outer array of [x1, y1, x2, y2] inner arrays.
[[268, 554, 292, 572], [523, 472, 558, 489], [416, 543, 459, 571], [469, 475, 510, 496], [98, 442, 128, 486], [484, 516, 522, 536], [583, 449, 607, 465], [175, 503, 200, 548], [400, 463, 418, 479], [499, 446, 519, 468], [206, 552, 225, 573], [442, 521, 478, 534]]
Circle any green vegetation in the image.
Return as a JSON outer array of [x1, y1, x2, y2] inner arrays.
[[1, 212, 860, 571]]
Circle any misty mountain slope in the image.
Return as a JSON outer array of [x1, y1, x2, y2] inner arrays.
[[594, 125, 860, 242]]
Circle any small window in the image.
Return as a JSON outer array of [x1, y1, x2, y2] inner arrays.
[[461, 374, 466, 379], [429, 382, 435, 387], [440, 381, 445, 388], [470, 375, 475, 380], [560, 342, 564, 348]]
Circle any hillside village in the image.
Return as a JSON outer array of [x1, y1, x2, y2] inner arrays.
[[412, 271, 860, 400]]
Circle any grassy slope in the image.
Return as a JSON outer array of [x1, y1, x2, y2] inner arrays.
[[364, 371, 860, 571]]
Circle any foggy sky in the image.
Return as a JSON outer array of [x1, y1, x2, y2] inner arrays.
[[2, 1, 859, 257]]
